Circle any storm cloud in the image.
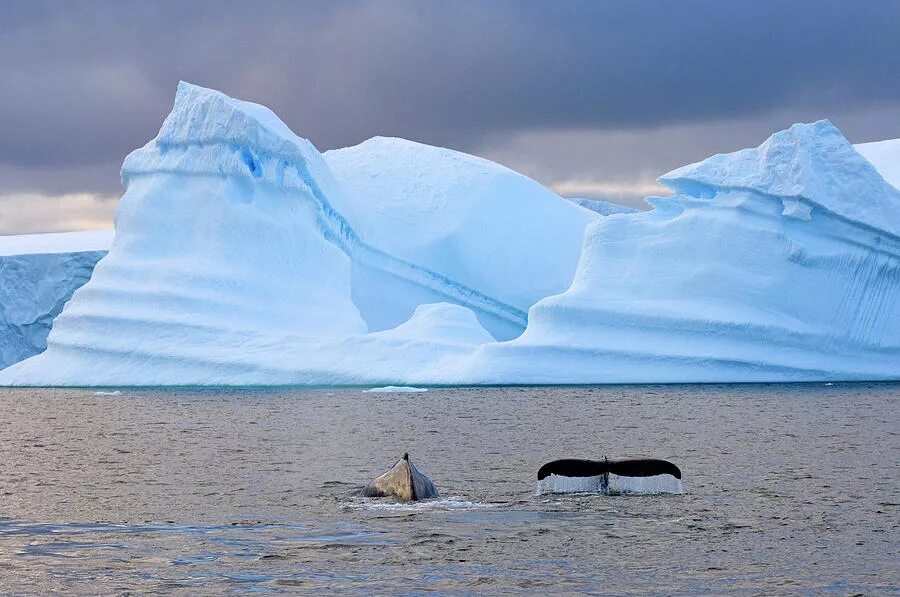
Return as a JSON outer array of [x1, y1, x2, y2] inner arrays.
[[1, 0, 898, 231]]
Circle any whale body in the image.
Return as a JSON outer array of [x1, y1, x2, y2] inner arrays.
[[363, 453, 439, 501]]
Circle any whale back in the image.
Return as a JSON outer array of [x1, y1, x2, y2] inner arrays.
[[363, 453, 439, 501]]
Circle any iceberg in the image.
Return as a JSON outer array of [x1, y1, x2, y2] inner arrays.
[[1, 81, 897, 386], [0, 231, 111, 370], [463, 121, 900, 383], [364, 386, 428, 393]]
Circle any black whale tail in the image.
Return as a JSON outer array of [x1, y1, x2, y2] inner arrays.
[[537, 458, 681, 481], [536, 457, 683, 495]]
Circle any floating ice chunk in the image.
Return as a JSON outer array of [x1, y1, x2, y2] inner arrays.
[[364, 386, 428, 393]]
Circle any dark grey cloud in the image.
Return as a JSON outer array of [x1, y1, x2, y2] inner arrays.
[[1, 0, 898, 200]]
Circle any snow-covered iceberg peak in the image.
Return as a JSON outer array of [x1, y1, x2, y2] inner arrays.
[[465, 120, 900, 383], [122, 81, 347, 218], [661, 120, 900, 237]]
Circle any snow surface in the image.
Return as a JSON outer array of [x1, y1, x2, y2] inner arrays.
[[566, 197, 638, 216], [326, 137, 595, 338], [1, 84, 898, 386], [855, 139, 900, 190]]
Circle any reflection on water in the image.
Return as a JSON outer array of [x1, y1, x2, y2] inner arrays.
[[0, 384, 897, 594]]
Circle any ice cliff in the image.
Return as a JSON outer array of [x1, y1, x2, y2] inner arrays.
[[1, 83, 898, 385], [0, 231, 111, 370]]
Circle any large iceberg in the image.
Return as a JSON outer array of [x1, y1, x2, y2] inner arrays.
[[1, 82, 898, 386], [0, 231, 111, 369]]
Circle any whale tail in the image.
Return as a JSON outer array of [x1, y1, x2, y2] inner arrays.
[[536, 458, 683, 495]]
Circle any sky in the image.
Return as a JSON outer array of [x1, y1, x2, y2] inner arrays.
[[1, 0, 899, 234]]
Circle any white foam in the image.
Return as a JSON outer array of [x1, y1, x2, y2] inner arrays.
[[537, 473, 682, 495], [352, 497, 489, 512], [537, 474, 606, 495], [607, 473, 683, 495], [93, 390, 122, 396]]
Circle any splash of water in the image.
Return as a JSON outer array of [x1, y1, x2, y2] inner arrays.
[[537, 473, 683, 496]]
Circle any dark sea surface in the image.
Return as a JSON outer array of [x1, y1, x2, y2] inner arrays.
[[0, 384, 897, 595]]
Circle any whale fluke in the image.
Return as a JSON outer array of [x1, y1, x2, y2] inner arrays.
[[537, 458, 681, 480], [363, 453, 439, 501], [537, 457, 682, 495]]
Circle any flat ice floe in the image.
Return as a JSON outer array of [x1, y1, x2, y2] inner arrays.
[[363, 386, 428, 393]]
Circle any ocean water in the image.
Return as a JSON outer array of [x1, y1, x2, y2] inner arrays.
[[0, 384, 897, 595]]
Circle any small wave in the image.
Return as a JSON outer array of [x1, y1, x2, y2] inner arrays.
[[93, 390, 123, 396]]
